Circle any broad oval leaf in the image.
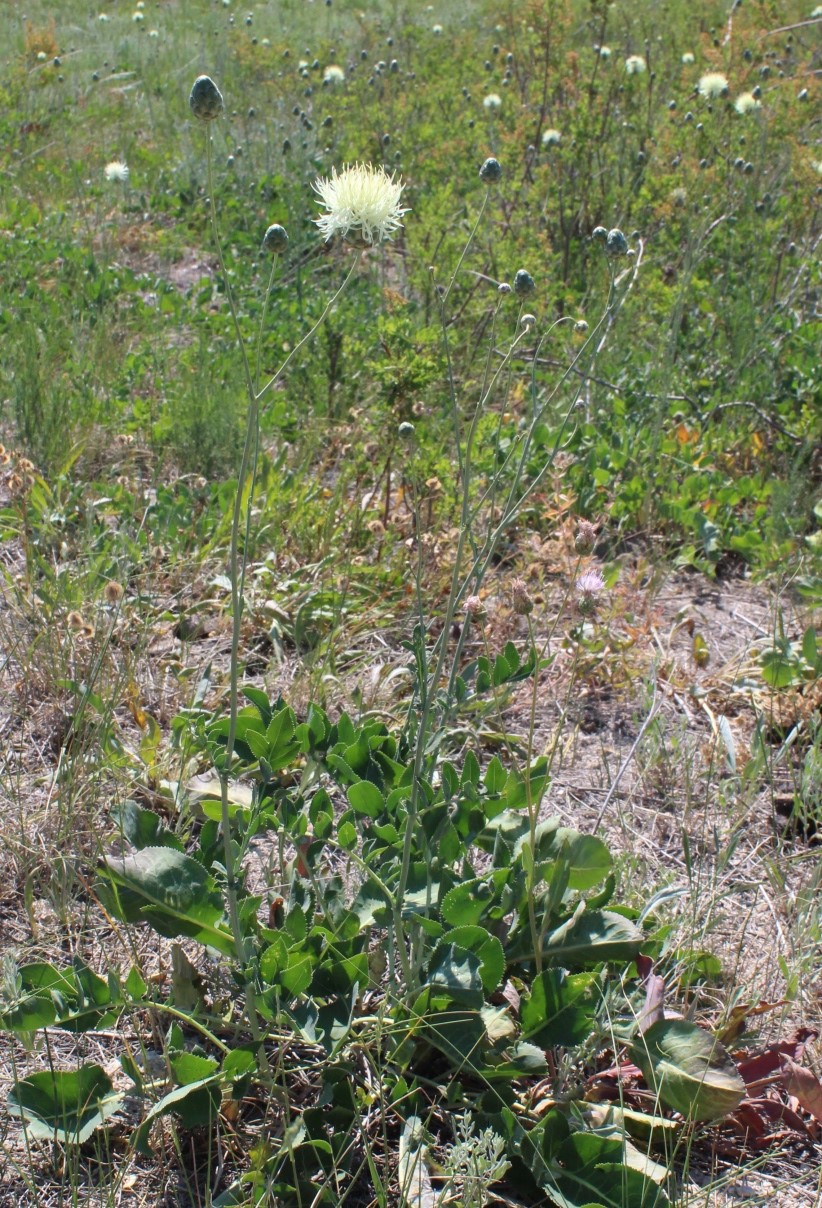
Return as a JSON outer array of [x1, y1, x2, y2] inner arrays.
[[8, 1064, 123, 1144], [630, 1018, 745, 1121], [521, 970, 600, 1047], [441, 926, 504, 993], [541, 910, 643, 966], [101, 846, 236, 955]]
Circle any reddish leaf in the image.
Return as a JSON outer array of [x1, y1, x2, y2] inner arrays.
[[636, 957, 665, 1035], [734, 1028, 817, 1090], [781, 1057, 822, 1124]]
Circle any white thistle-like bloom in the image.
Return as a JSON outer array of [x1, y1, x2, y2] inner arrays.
[[734, 91, 761, 114], [483, 93, 502, 110], [132, 9, 144, 20], [698, 72, 729, 99], [542, 128, 562, 146], [104, 160, 129, 182], [432, 23, 443, 34], [577, 569, 605, 594], [625, 55, 646, 74], [681, 52, 695, 65], [314, 163, 408, 245], [599, 45, 611, 59], [323, 64, 345, 84], [98, 12, 110, 20]]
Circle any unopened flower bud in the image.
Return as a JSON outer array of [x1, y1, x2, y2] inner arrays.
[[606, 227, 628, 255], [498, 282, 512, 294], [592, 225, 608, 242], [574, 319, 588, 333], [521, 312, 536, 328], [479, 156, 502, 182], [262, 223, 289, 253], [513, 268, 535, 295], [398, 421, 415, 440], [189, 74, 224, 122]]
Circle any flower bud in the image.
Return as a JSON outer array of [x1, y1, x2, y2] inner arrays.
[[262, 223, 289, 253], [513, 268, 535, 295], [521, 313, 536, 328], [479, 156, 502, 182], [574, 319, 589, 333], [592, 225, 608, 242], [498, 282, 512, 294], [606, 227, 628, 255], [398, 421, 415, 439], [189, 74, 224, 122]]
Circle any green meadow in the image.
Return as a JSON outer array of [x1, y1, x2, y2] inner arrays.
[[0, 1, 820, 1205]]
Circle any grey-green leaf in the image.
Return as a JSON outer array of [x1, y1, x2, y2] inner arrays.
[[630, 1018, 745, 1121]]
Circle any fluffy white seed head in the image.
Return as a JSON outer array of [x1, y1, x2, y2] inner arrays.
[[104, 160, 129, 182]]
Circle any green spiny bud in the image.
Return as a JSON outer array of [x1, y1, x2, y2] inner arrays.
[[262, 224, 289, 254], [190, 74, 224, 122], [513, 269, 535, 295]]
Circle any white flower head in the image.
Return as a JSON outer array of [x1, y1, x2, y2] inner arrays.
[[323, 64, 345, 84], [698, 71, 729, 99], [734, 91, 761, 114], [98, 12, 110, 21], [625, 55, 646, 74], [132, 9, 144, 21], [577, 569, 605, 595], [313, 162, 408, 245], [104, 160, 129, 182], [681, 52, 695, 65], [432, 23, 443, 34], [599, 45, 611, 59], [483, 92, 502, 110], [542, 128, 562, 146]]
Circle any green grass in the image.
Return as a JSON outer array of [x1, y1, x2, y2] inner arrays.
[[0, 1, 820, 1206]]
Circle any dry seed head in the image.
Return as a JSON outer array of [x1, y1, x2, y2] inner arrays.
[[511, 578, 533, 615], [464, 595, 487, 623], [67, 610, 85, 630], [104, 581, 125, 605], [574, 519, 597, 553]]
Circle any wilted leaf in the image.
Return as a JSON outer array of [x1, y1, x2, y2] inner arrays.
[[781, 1057, 822, 1123]]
